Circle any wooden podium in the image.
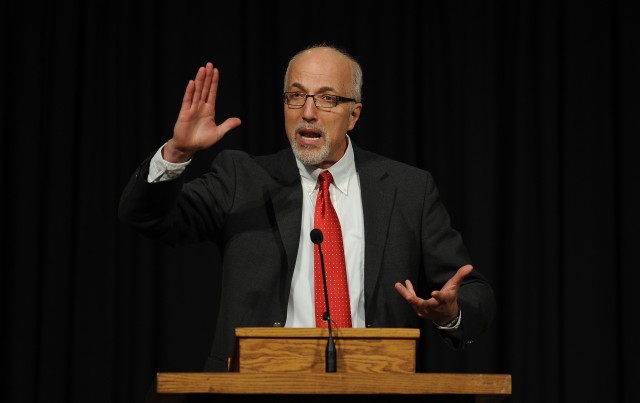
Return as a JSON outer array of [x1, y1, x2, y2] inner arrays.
[[148, 327, 511, 402]]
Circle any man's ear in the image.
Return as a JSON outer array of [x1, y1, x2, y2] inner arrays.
[[348, 103, 363, 131]]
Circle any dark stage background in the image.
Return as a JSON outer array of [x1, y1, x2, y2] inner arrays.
[[1, 1, 638, 402]]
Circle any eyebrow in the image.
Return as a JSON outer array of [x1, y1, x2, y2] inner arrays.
[[289, 83, 338, 93]]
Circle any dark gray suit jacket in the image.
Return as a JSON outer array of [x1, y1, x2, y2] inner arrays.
[[118, 144, 495, 372]]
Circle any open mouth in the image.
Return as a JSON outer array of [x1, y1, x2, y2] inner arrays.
[[297, 128, 322, 145]]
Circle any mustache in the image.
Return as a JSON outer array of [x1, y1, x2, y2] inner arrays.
[[294, 122, 326, 136]]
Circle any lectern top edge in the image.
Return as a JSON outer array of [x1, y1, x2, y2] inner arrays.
[[234, 327, 421, 339]]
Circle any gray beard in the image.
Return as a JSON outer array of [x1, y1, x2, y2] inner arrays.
[[290, 137, 331, 166]]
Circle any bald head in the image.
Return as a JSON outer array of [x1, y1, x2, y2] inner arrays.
[[284, 44, 363, 102]]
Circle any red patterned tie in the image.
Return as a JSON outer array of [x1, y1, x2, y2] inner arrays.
[[314, 171, 352, 328]]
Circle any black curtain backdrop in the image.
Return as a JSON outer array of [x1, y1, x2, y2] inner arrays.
[[1, 1, 638, 402]]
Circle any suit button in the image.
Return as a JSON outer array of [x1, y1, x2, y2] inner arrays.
[[273, 322, 282, 327]]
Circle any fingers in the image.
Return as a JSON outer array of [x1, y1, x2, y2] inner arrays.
[[404, 279, 416, 294], [430, 265, 473, 303], [450, 264, 474, 285], [192, 65, 207, 106], [207, 66, 219, 105], [179, 63, 221, 117], [395, 281, 425, 318], [439, 265, 474, 293], [394, 282, 410, 299], [181, 80, 195, 112], [394, 280, 416, 300], [217, 117, 243, 135], [180, 64, 207, 113], [201, 63, 214, 102], [394, 280, 416, 297], [395, 265, 473, 321], [188, 62, 216, 106]]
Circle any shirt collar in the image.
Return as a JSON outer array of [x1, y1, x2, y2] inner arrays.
[[297, 135, 355, 196]]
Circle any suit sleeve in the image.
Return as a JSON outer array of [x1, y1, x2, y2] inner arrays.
[[420, 171, 496, 349], [118, 151, 237, 246]]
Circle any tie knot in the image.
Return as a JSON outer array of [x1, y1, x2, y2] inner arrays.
[[318, 171, 333, 190]]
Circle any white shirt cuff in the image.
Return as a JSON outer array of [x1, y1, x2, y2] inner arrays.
[[147, 144, 191, 183], [434, 309, 462, 330]]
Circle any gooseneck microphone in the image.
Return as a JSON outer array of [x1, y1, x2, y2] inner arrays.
[[310, 228, 337, 372]]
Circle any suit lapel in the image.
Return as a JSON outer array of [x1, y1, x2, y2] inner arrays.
[[261, 149, 303, 277], [353, 146, 396, 305]]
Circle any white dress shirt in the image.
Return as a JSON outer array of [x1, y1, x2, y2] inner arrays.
[[286, 138, 365, 328]]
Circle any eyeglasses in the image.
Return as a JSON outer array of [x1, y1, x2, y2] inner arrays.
[[283, 92, 357, 109]]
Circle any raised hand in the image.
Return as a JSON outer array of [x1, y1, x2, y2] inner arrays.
[[394, 264, 473, 325], [164, 62, 241, 163]]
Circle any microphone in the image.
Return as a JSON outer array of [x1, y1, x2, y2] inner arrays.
[[310, 228, 337, 372]]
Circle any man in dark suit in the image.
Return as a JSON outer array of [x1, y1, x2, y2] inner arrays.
[[118, 44, 496, 372]]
